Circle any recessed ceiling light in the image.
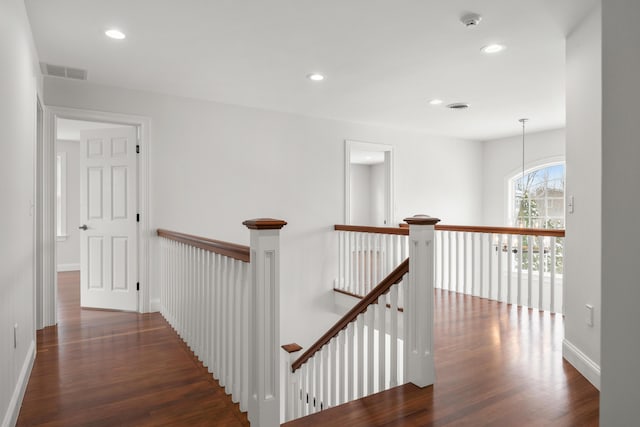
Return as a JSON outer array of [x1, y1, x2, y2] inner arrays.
[[105, 29, 126, 40], [429, 99, 443, 105], [307, 73, 325, 81], [481, 44, 505, 54]]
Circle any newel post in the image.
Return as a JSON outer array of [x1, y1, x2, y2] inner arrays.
[[404, 214, 440, 388], [243, 218, 288, 427]]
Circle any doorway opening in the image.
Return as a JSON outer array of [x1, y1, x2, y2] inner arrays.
[[344, 140, 394, 226], [56, 118, 138, 311], [41, 107, 151, 327]]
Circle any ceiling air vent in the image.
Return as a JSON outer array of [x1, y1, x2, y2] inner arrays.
[[40, 62, 88, 80], [447, 102, 470, 110]]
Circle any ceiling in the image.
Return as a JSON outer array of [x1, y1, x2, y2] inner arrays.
[[26, 0, 598, 141]]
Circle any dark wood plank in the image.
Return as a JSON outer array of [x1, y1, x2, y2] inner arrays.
[[17, 271, 249, 427], [284, 289, 599, 426]]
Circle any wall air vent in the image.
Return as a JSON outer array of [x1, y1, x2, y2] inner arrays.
[[447, 102, 470, 110], [40, 62, 87, 80]]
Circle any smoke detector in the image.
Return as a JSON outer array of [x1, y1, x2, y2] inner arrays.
[[461, 13, 482, 28]]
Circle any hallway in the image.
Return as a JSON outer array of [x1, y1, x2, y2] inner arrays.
[[16, 272, 248, 426]]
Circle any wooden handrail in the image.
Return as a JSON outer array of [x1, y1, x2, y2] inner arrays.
[[335, 224, 565, 238], [157, 229, 250, 262], [436, 224, 564, 237], [334, 224, 409, 236], [291, 258, 409, 372]]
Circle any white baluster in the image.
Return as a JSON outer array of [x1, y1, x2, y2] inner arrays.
[[538, 235, 544, 311], [356, 313, 364, 398], [489, 235, 494, 300], [339, 328, 346, 405], [479, 234, 484, 298], [507, 236, 512, 304], [322, 345, 329, 411], [550, 236, 556, 313], [300, 364, 308, 417], [462, 232, 467, 293], [355, 233, 361, 295], [447, 231, 452, 291], [471, 232, 476, 296], [347, 322, 355, 401], [528, 235, 533, 308], [377, 296, 386, 392], [366, 308, 374, 395], [517, 235, 523, 306], [389, 284, 398, 388]]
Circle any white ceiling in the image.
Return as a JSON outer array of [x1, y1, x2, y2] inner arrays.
[[26, 0, 598, 141], [57, 118, 130, 141]]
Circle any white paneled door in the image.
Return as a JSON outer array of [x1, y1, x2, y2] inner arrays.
[[80, 127, 138, 311]]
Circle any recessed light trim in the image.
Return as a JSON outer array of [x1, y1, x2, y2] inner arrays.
[[307, 73, 325, 81], [481, 44, 506, 54], [429, 99, 443, 105], [105, 29, 126, 40]]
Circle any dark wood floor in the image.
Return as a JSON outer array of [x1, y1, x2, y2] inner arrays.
[[285, 289, 600, 426], [17, 271, 249, 427], [17, 274, 599, 426]]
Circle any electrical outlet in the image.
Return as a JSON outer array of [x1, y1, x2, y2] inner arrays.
[[13, 323, 18, 348], [585, 305, 594, 327]]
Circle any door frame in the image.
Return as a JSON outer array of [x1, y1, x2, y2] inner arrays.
[[344, 139, 394, 226], [43, 106, 151, 324]]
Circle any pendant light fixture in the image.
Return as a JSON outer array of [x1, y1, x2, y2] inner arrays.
[[518, 118, 529, 228], [519, 118, 529, 193]]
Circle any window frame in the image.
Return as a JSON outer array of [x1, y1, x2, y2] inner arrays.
[[505, 158, 566, 228]]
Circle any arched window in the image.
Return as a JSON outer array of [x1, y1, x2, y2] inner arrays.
[[509, 162, 565, 229]]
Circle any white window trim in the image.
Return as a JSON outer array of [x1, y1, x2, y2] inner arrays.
[[505, 157, 565, 227], [56, 152, 68, 241]]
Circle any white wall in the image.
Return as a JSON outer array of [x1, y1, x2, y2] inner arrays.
[[349, 164, 372, 225], [56, 140, 80, 270], [43, 77, 483, 348], [601, 1, 640, 424], [0, 0, 40, 425], [563, 5, 601, 389], [482, 128, 565, 226]]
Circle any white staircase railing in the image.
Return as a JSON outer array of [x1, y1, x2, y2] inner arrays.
[[283, 215, 439, 422], [158, 218, 287, 427], [335, 224, 565, 314]]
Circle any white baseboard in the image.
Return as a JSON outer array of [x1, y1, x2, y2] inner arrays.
[[563, 339, 601, 390], [150, 298, 161, 313], [2, 339, 35, 427], [57, 263, 80, 272]]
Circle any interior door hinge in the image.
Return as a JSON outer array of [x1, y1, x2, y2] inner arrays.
[[136, 144, 140, 154], [136, 213, 140, 222], [136, 282, 140, 291]]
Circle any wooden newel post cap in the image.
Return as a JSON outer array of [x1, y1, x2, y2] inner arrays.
[[403, 214, 441, 225], [242, 218, 288, 230], [281, 343, 303, 353]]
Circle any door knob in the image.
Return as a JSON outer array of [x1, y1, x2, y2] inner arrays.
[[79, 224, 88, 230]]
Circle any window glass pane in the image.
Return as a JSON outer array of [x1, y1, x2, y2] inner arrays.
[[511, 163, 565, 229]]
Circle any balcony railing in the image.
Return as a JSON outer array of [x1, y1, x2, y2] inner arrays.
[[335, 223, 565, 314]]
